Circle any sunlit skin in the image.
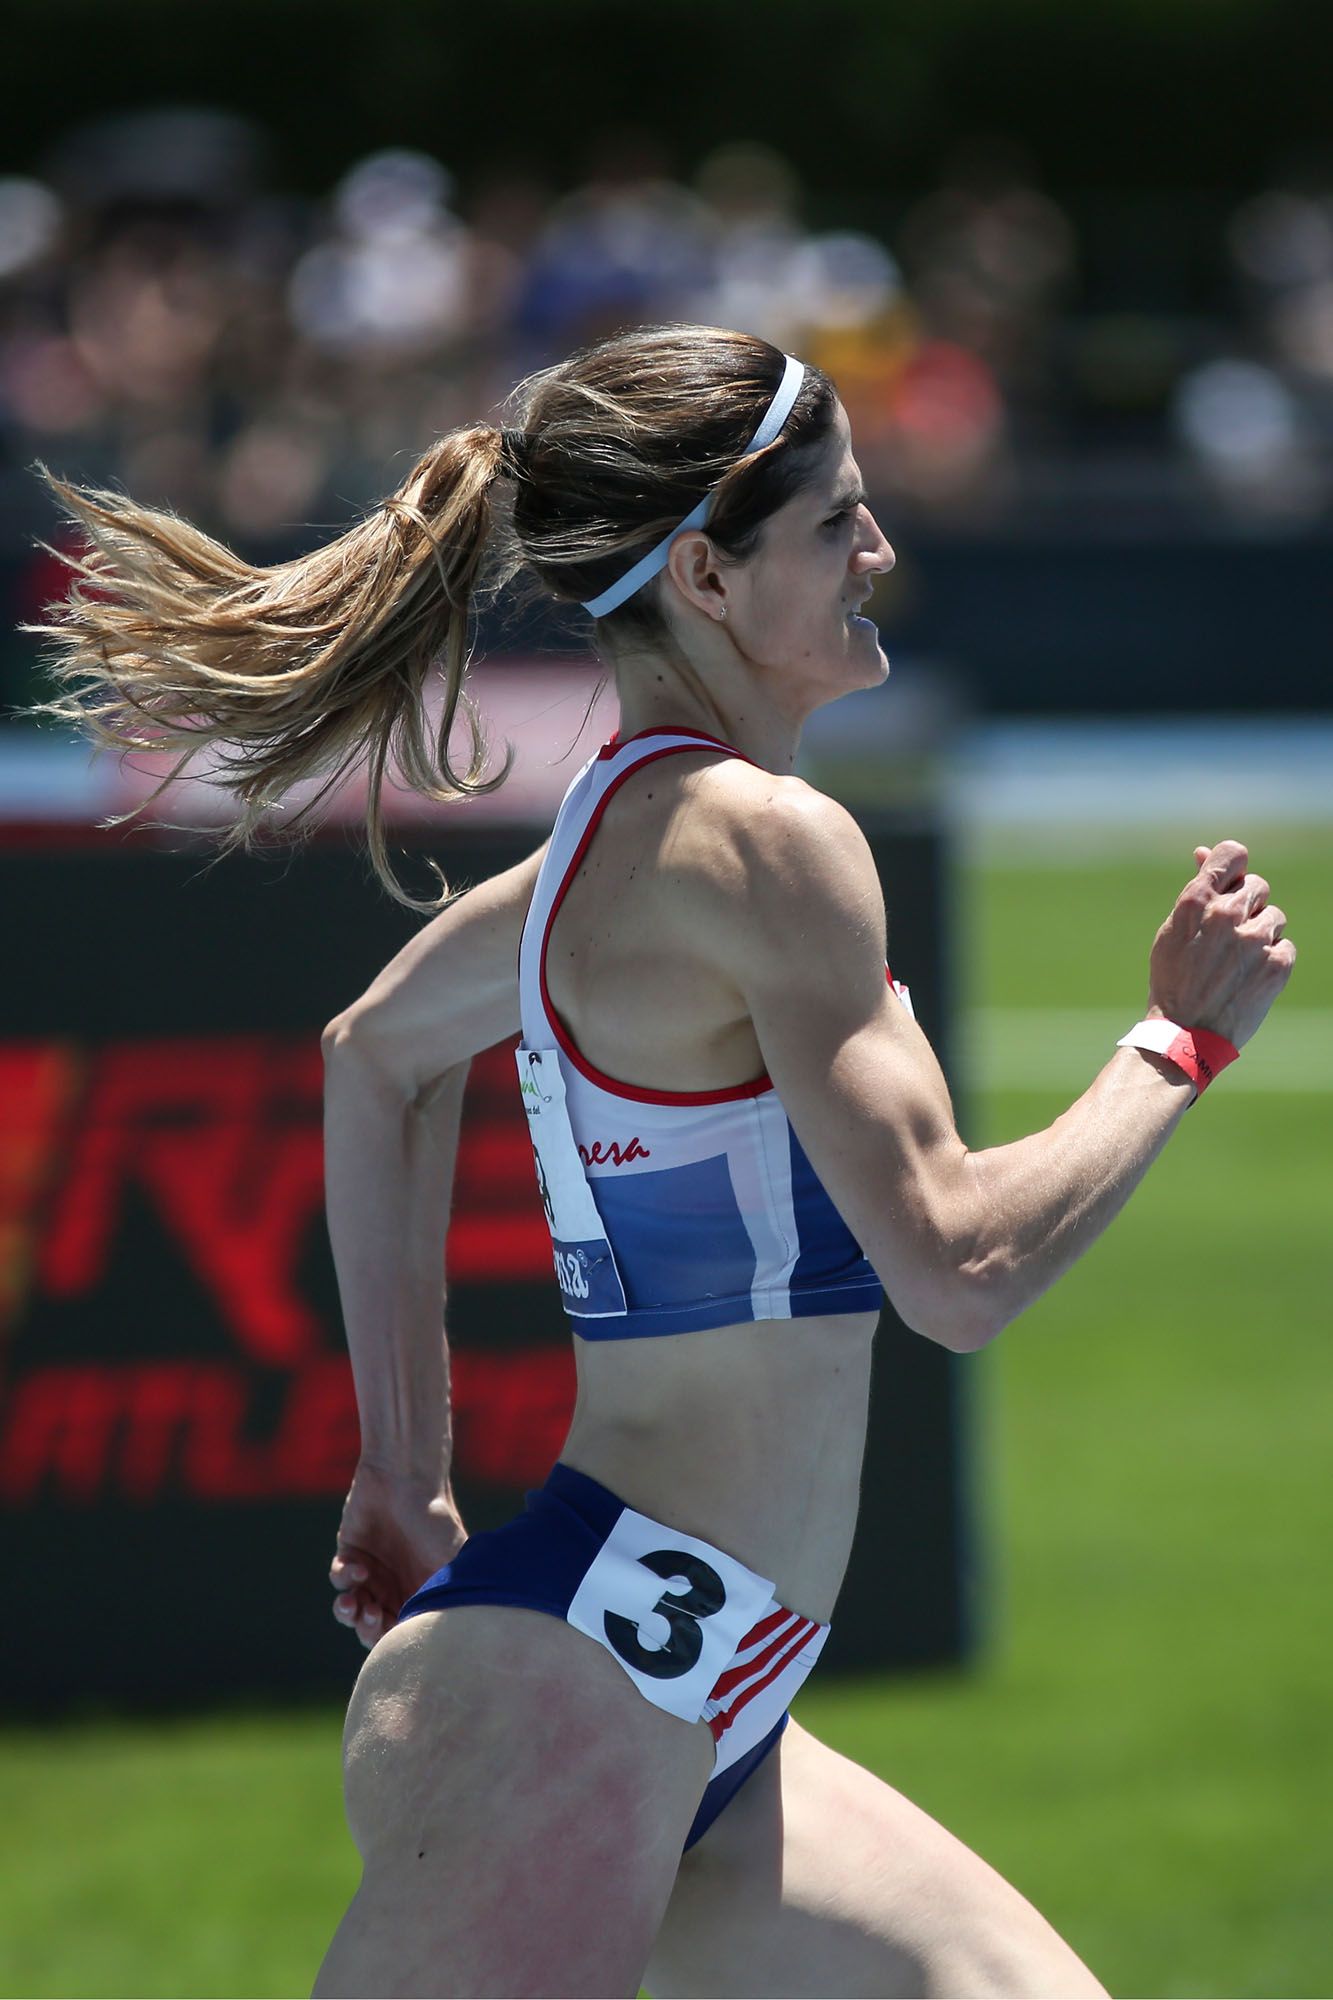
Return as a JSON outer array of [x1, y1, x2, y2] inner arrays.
[[314, 382, 1292, 1997], [611, 400, 895, 774]]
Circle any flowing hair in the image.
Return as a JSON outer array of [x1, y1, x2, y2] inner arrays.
[[25, 325, 835, 913]]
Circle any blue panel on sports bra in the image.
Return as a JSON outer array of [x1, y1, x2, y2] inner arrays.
[[588, 1153, 758, 1315]]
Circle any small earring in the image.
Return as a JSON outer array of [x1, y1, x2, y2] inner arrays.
[[718, 606, 728, 621]]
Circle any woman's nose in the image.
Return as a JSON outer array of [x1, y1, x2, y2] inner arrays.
[[855, 515, 895, 575]]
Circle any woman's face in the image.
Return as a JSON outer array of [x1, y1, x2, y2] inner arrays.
[[726, 400, 895, 708]]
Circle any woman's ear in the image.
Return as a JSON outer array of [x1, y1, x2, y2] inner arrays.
[[663, 530, 729, 621]]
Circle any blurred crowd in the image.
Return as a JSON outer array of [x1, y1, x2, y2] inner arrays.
[[2, 107, 1332, 566]]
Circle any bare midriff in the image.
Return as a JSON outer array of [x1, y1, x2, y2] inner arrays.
[[560, 1310, 879, 1626]]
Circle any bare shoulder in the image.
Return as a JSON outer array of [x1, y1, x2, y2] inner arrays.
[[681, 758, 886, 973]]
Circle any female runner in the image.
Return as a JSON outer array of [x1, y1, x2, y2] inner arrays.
[[31, 326, 1294, 1999]]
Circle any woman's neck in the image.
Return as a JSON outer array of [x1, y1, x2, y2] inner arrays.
[[612, 658, 803, 777]]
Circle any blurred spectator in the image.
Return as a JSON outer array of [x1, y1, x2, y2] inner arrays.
[[896, 138, 1075, 418], [1167, 175, 1333, 522], [1171, 354, 1325, 524], [289, 151, 471, 361], [0, 178, 63, 284]]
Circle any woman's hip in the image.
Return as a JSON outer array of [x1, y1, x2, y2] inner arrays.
[[397, 1459, 832, 1784]]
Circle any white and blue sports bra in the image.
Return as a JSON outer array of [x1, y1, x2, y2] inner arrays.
[[516, 727, 909, 1338]]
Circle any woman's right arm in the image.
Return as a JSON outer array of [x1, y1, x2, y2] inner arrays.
[[324, 837, 549, 1095], [322, 839, 548, 1645]]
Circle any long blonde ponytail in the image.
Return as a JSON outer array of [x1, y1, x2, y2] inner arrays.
[[25, 325, 836, 915], [25, 423, 511, 913]]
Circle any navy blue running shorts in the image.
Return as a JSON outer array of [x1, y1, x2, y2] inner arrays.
[[398, 1460, 830, 1852]]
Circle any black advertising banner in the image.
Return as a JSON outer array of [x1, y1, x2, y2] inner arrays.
[[0, 817, 974, 1710]]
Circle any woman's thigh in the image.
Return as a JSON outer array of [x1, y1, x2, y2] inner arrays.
[[644, 1716, 1108, 2000], [313, 1604, 716, 2000]]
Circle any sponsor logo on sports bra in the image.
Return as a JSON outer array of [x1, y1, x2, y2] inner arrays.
[[577, 1136, 652, 1168]]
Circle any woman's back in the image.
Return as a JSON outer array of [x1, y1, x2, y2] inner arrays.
[[544, 738, 768, 1095]]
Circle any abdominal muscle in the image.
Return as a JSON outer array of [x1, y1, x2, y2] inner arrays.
[[560, 1309, 878, 1626]]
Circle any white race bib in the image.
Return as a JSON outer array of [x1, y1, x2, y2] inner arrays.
[[515, 1046, 628, 1316], [567, 1503, 777, 1722]]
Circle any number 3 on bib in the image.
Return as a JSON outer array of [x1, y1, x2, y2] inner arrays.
[[602, 1549, 726, 1679], [566, 1505, 776, 1722]]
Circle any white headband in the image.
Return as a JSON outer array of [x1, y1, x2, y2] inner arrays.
[[582, 352, 807, 619]]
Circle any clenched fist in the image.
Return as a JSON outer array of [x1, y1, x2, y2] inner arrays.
[[1148, 841, 1295, 1049]]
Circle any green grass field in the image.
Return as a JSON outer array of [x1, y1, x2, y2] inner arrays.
[[2, 828, 1328, 1999]]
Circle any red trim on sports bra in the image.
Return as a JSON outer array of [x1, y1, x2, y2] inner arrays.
[[540, 737, 775, 1106], [599, 724, 749, 761]]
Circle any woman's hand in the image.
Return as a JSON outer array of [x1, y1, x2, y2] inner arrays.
[[1147, 840, 1296, 1048], [329, 1459, 468, 1651]]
